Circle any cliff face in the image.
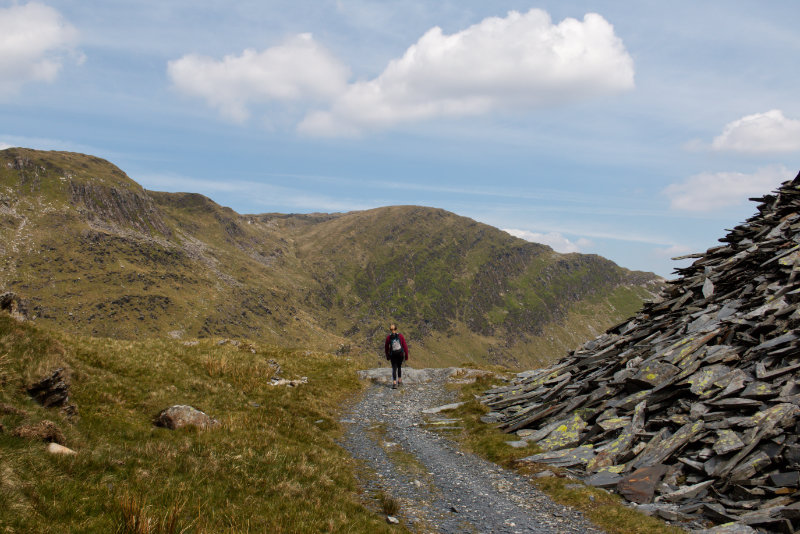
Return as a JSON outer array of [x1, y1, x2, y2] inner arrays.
[[0, 148, 662, 368]]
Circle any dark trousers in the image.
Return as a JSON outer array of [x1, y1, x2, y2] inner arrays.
[[390, 354, 404, 381]]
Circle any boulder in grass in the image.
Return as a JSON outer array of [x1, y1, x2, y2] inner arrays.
[[153, 405, 219, 430]]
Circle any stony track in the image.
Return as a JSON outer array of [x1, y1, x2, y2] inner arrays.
[[340, 367, 604, 534]]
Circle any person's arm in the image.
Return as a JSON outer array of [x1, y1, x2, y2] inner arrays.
[[400, 334, 409, 360]]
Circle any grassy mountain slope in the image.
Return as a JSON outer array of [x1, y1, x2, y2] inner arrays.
[[1, 148, 662, 368], [0, 312, 395, 533], [286, 206, 660, 366]]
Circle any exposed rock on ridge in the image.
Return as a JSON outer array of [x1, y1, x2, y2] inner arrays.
[[481, 171, 800, 532]]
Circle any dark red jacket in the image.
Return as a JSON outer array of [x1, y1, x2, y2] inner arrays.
[[385, 333, 408, 360]]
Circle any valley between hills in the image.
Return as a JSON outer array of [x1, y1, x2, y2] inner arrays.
[[0, 147, 668, 533], [0, 148, 662, 369]]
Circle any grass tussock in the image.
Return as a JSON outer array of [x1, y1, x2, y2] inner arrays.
[[117, 492, 192, 534], [445, 374, 684, 534], [0, 315, 398, 533], [377, 492, 400, 516]]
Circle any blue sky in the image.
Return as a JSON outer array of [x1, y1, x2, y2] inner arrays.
[[2, 1, 799, 277]]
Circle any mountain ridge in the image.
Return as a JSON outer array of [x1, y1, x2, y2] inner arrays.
[[1, 147, 662, 368]]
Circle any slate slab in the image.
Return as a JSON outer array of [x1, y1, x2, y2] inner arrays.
[[616, 464, 668, 504]]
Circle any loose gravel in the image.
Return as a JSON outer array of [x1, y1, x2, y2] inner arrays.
[[340, 367, 606, 533]]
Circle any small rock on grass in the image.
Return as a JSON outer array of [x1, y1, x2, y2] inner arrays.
[[47, 442, 76, 455], [386, 515, 399, 524]]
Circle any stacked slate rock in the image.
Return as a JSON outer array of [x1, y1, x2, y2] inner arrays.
[[480, 172, 800, 533]]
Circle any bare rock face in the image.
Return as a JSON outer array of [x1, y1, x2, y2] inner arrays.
[[27, 368, 71, 409], [11, 420, 65, 444], [153, 405, 219, 430]]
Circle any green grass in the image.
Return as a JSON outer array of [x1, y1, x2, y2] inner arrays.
[[0, 314, 399, 533], [1, 148, 662, 371], [442, 375, 684, 534]]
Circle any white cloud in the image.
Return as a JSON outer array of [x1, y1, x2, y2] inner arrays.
[[711, 110, 800, 153], [0, 142, 12, 150], [168, 9, 633, 133], [503, 229, 591, 253], [299, 9, 634, 135], [299, 8, 634, 136], [167, 34, 350, 123], [663, 165, 791, 212], [0, 2, 81, 96]]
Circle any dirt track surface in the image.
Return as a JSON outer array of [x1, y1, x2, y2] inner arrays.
[[340, 367, 605, 534]]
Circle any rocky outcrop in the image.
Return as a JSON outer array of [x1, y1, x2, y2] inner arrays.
[[0, 291, 28, 320], [69, 181, 171, 237], [27, 368, 72, 409], [481, 171, 800, 532], [153, 405, 219, 430]]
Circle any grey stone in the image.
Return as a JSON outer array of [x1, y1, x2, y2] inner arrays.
[[422, 402, 465, 414], [153, 405, 219, 430]]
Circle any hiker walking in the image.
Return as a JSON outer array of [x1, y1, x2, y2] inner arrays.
[[384, 323, 408, 389]]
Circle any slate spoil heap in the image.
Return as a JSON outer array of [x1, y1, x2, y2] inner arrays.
[[481, 172, 800, 533]]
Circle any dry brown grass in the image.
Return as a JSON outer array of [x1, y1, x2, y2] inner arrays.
[[377, 492, 400, 516], [117, 492, 193, 534]]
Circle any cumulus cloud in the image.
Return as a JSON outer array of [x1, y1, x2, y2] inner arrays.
[[0, 2, 81, 96], [663, 165, 790, 212], [300, 9, 634, 136], [167, 34, 350, 123], [711, 110, 800, 153], [504, 229, 591, 253]]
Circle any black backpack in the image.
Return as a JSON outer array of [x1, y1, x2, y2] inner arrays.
[[389, 333, 403, 357]]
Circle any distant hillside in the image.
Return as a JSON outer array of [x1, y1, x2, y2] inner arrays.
[[0, 148, 663, 368]]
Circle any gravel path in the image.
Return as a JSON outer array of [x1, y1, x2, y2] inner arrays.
[[340, 367, 605, 534]]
